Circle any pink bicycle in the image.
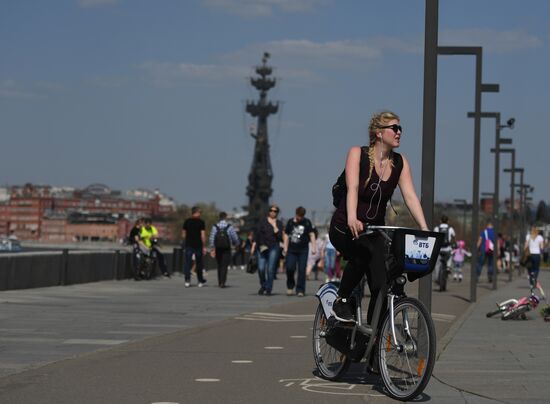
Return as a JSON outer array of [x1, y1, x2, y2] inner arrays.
[[486, 282, 546, 321]]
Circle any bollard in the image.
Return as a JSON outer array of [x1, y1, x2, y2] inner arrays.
[[113, 250, 120, 280], [60, 249, 69, 286]]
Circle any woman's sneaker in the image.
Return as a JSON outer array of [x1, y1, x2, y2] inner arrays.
[[331, 298, 355, 322]]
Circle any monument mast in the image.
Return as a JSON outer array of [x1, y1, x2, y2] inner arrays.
[[244, 52, 279, 231]]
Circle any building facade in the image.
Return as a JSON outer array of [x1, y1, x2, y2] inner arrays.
[[0, 183, 177, 242]]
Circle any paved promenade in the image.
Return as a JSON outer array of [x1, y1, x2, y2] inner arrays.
[[0, 265, 547, 403], [427, 268, 550, 403]]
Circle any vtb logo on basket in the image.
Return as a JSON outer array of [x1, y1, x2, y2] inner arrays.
[[405, 235, 436, 271]]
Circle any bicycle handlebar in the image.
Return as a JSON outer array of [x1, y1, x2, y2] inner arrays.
[[355, 225, 421, 240]]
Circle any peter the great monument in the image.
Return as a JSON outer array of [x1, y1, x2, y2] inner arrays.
[[243, 53, 279, 231]]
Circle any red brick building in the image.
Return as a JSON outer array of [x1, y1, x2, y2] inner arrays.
[[0, 183, 177, 242]]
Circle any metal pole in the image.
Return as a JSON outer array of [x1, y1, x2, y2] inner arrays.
[[519, 177, 526, 243], [470, 52, 482, 303], [462, 202, 467, 238], [492, 113, 501, 290], [439, 47, 488, 302], [419, 0, 439, 311]]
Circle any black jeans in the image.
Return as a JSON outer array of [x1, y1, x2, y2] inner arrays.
[[329, 225, 387, 325], [215, 248, 231, 286], [184, 247, 205, 283]]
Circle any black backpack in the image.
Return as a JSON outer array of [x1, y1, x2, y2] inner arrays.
[[437, 224, 451, 247], [332, 148, 403, 208], [332, 147, 368, 208], [214, 224, 231, 249]]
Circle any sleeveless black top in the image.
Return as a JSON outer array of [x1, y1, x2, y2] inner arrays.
[[331, 148, 402, 228]]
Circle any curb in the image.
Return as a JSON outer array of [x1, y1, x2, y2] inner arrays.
[[436, 301, 477, 360]]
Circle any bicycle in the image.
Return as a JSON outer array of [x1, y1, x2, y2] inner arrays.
[[313, 225, 443, 401], [486, 281, 546, 320], [135, 239, 160, 280]]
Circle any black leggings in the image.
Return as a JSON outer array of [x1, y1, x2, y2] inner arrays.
[[329, 225, 387, 325]]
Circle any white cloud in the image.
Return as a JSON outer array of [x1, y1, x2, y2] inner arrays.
[[201, 0, 329, 17], [138, 62, 250, 86], [440, 29, 543, 54], [77, 0, 119, 8], [224, 39, 382, 72], [0, 80, 47, 100]]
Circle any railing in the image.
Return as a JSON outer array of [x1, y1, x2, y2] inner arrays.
[[0, 247, 206, 291]]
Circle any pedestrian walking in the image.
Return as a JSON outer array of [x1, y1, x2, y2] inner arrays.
[[251, 204, 283, 295], [209, 212, 240, 288], [323, 234, 337, 282], [306, 228, 324, 281], [476, 219, 495, 283], [283, 206, 316, 297], [182, 206, 207, 288], [433, 215, 456, 285], [524, 226, 544, 287]]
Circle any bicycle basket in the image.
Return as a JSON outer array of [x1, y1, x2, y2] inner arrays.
[[391, 228, 444, 280]]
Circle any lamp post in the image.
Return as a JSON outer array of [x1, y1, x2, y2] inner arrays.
[[467, 112, 515, 290], [419, 0, 439, 311], [438, 46, 497, 303], [493, 147, 515, 239], [506, 167, 523, 240], [510, 168, 526, 243], [521, 184, 535, 232], [453, 198, 468, 239]]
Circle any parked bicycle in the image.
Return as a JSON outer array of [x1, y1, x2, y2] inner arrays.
[[313, 225, 443, 401], [486, 282, 546, 320]]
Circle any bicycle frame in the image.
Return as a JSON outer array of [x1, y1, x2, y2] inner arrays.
[[315, 273, 410, 364]]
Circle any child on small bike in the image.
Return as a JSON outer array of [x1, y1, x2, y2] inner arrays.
[[451, 240, 471, 282]]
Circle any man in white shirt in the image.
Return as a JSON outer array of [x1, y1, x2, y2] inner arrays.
[[434, 215, 456, 285]]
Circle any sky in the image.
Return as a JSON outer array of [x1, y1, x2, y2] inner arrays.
[[1, 0, 549, 225]]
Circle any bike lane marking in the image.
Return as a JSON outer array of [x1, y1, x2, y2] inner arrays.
[[279, 377, 385, 397]]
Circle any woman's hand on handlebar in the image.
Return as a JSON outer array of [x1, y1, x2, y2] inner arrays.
[[347, 217, 364, 239]]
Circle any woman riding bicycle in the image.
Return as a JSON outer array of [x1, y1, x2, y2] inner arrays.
[[329, 111, 429, 324]]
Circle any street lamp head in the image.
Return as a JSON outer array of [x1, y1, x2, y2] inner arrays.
[[506, 118, 515, 128]]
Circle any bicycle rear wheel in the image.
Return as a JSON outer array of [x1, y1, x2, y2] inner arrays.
[[378, 297, 436, 401], [438, 264, 447, 292], [312, 303, 351, 380]]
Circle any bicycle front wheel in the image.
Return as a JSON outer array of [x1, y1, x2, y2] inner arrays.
[[312, 303, 350, 380], [378, 297, 436, 401]]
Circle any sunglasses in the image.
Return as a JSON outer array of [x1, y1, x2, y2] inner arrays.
[[270, 209, 279, 213], [379, 124, 402, 133]]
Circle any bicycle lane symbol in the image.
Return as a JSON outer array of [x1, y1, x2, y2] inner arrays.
[[279, 377, 385, 397]]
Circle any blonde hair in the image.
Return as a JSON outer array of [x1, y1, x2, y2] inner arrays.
[[364, 111, 400, 187]]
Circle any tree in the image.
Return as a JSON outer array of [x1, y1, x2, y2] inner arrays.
[[169, 202, 221, 243], [535, 200, 547, 223]]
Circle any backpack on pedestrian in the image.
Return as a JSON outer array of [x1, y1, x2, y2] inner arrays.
[[214, 224, 231, 249], [437, 225, 451, 248]]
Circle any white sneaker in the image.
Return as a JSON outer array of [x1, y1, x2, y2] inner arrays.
[[184, 282, 190, 288], [198, 282, 205, 288]]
